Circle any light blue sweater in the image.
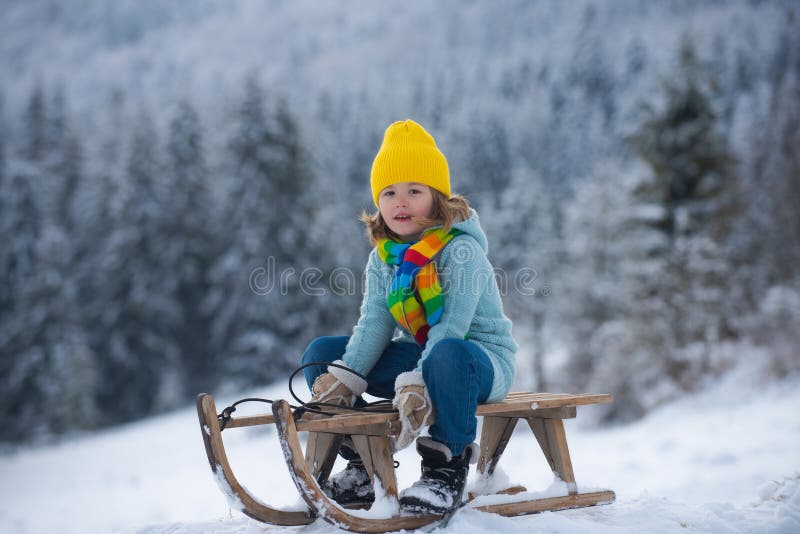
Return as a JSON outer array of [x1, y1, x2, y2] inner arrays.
[[341, 209, 518, 402]]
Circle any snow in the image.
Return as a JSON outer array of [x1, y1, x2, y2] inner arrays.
[[210, 468, 245, 512], [345, 476, 398, 520], [469, 478, 573, 507], [1, 360, 799, 533], [467, 464, 513, 498]]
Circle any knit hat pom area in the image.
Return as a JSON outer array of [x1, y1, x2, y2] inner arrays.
[[370, 119, 451, 206]]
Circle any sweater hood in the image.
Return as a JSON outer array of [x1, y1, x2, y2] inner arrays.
[[449, 208, 488, 253]]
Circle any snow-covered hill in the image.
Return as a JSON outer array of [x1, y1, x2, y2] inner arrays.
[[1, 359, 797, 533]]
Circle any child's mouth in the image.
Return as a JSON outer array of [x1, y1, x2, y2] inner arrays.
[[394, 215, 412, 222]]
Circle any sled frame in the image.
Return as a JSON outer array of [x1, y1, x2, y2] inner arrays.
[[197, 392, 614, 531]]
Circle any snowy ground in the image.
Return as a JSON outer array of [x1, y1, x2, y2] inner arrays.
[[1, 360, 798, 534]]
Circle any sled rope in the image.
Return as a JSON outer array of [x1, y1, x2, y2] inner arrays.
[[216, 361, 396, 431]]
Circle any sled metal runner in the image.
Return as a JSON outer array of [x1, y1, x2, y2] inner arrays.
[[197, 391, 616, 532]]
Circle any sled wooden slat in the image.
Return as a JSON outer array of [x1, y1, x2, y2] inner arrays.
[[474, 490, 616, 516], [305, 428, 342, 483], [478, 416, 518, 476], [223, 410, 356, 429], [220, 393, 608, 432], [298, 412, 398, 435], [528, 417, 577, 494], [477, 393, 614, 413], [290, 406, 577, 436], [223, 406, 353, 429], [352, 434, 399, 499], [224, 413, 276, 428]]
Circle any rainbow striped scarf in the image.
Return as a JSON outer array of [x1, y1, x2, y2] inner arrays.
[[376, 228, 462, 345]]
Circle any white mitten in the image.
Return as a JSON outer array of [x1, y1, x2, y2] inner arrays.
[[392, 371, 436, 450]]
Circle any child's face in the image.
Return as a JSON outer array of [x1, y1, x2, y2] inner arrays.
[[378, 182, 435, 241]]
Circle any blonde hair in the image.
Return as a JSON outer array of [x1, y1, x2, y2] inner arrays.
[[360, 189, 471, 246]]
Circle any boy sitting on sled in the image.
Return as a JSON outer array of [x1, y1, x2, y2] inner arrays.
[[301, 119, 517, 514]]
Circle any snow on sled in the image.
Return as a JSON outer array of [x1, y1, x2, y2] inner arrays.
[[197, 391, 616, 532]]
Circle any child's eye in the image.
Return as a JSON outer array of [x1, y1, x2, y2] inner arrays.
[[409, 189, 420, 194], [382, 190, 395, 197]]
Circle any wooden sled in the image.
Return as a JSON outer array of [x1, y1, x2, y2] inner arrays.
[[198, 391, 615, 532]]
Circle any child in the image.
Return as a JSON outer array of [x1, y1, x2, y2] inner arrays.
[[301, 119, 517, 514]]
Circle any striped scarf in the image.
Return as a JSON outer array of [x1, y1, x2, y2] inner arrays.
[[376, 228, 462, 345]]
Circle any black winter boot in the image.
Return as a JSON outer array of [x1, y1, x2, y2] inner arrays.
[[321, 437, 375, 507], [399, 437, 478, 514]]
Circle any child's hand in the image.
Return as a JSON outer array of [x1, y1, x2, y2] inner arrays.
[[310, 360, 368, 408], [392, 371, 436, 450], [311, 373, 357, 407]]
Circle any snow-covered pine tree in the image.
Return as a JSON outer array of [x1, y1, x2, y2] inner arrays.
[[20, 222, 98, 438], [622, 34, 738, 403], [0, 167, 42, 441], [0, 121, 39, 441], [484, 161, 558, 391], [46, 86, 83, 235], [209, 76, 317, 386], [162, 98, 219, 397], [0, 102, 6, 316], [596, 165, 677, 420], [567, 4, 616, 127], [0, 109, 5, 189], [91, 89, 127, 240], [264, 97, 322, 354], [208, 75, 277, 383], [0, 90, 5, 206], [90, 109, 181, 423], [558, 160, 636, 405], [0, 85, 100, 440], [304, 92, 380, 346], [464, 113, 512, 210], [743, 12, 800, 291], [74, 89, 127, 422], [735, 10, 800, 377], [21, 83, 46, 163]]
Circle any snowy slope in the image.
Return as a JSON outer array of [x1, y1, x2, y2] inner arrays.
[[1, 359, 798, 534]]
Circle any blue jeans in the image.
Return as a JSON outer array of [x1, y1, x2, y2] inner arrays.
[[301, 336, 494, 456]]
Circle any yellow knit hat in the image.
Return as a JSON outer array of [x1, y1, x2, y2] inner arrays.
[[370, 119, 450, 206]]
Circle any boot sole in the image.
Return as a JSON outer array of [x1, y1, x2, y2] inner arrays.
[[342, 500, 376, 510], [399, 497, 453, 515], [324, 493, 376, 509]]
